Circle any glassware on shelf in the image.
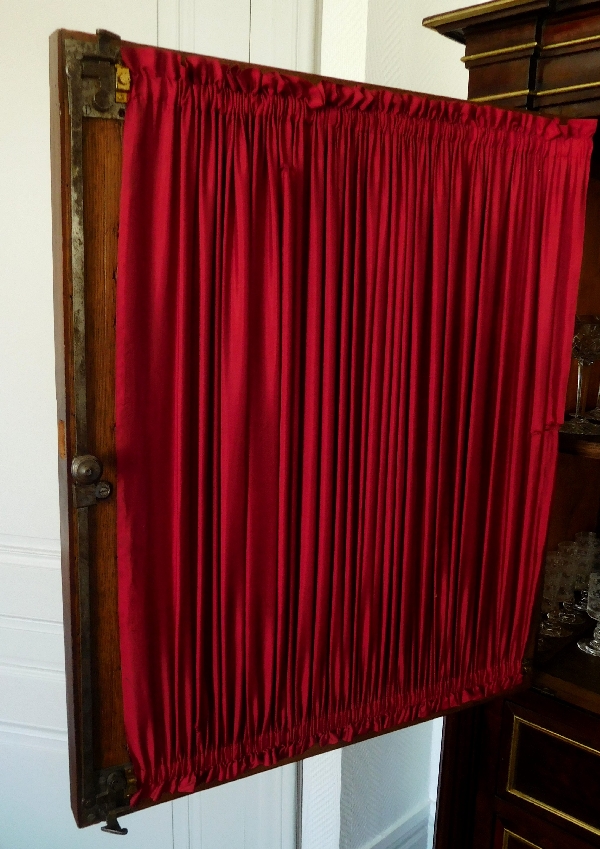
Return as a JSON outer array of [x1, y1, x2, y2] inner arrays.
[[578, 571, 600, 657], [555, 542, 588, 624], [584, 375, 600, 421], [573, 531, 600, 611], [539, 553, 572, 638], [561, 318, 600, 435], [575, 531, 599, 546]]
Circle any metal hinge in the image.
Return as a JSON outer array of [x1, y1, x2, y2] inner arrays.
[[82, 765, 137, 834], [65, 30, 129, 121]]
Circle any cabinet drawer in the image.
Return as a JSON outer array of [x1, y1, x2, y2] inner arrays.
[[501, 702, 600, 839], [537, 50, 600, 99], [493, 800, 600, 849]]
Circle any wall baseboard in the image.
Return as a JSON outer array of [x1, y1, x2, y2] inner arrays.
[[358, 802, 430, 849]]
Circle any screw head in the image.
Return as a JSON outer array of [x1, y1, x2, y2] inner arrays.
[[95, 480, 112, 500]]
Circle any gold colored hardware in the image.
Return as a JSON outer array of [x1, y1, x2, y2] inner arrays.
[[502, 828, 543, 849], [507, 715, 600, 837], [115, 63, 131, 103], [542, 33, 600, 51], [461, 41, 537, 62], [423, 0, 536, 30], [537, 80, 600, 97], [469, 88, 531, 102]]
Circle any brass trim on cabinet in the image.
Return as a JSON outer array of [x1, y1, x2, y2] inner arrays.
[[542, 33, 600, 52], [537, 80, 600, 97], [461, 41, 537, 62], [423, 0, 539, 30], [469, 88, 531, 101], [502, 829, 543, 849], [507, 716, 600, 838]]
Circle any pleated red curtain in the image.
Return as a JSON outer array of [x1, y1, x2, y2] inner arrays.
[[116, 45, 594, 803]]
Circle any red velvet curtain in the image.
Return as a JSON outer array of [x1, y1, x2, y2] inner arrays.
[[116, 45, 594, 804]]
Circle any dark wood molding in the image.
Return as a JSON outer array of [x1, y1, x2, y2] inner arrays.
[[433, 707, 485, 849]]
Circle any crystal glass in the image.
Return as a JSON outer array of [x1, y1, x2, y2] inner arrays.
[[573, 532, 600, 611], [556, 542, 588, 624], [575, 531, 599, 546], [561, 319, 600, 435], [578, 571, 600, 656], [586, 386, 600, 422], [539, 553, 572, 638]]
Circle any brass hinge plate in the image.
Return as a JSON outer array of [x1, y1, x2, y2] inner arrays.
[[115, 63, 131, 104], [65, 33, 127, 121]]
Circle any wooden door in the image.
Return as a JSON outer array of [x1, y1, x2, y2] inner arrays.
[[56, 29, 536, 831]]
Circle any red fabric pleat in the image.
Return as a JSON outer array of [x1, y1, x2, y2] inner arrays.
[[116, 46, 594, 804]]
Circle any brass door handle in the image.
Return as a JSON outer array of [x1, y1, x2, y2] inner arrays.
[[71, 454, 103, 484], [71, 455, 112, 504]]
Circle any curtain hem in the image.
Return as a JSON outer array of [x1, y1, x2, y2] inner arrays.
[[130, 661, 523, 804]]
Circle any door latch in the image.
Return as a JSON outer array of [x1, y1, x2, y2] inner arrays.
[[71, 454, 112, 506]]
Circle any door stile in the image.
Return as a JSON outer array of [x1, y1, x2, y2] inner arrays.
[[50, 29, 135, 830]]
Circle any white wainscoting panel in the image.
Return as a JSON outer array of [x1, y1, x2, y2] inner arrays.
[[186, 0, 251, 59], [160, 0, 315, 70], [158, 0, 180, 48], [301, 749, 342, 849], [319, 0, 368, 81], [0, 615, 64, 674], [0, 665, 67, 736], [250, 0, 317, 72], [172, 764, 297, 849], [158, 0, 252, 66], [0, 734, 174, 849], [0, 535, 67, 745], [0, 535, 62, 623]]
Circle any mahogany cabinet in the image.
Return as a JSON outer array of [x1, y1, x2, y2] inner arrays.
[[427, 2, 600, 847]]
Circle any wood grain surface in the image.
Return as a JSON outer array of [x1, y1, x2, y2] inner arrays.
[[82, 116, 128, 769]]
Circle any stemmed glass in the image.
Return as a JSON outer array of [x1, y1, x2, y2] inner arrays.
[[539, 553, 572, 638], [584, 387, 600, 423], [561, 318, 600, 435], [578, 570, 600, 656], [556, 542, 588, 625], [573, 531, 600, 611]]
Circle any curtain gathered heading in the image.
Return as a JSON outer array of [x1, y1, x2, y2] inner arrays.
[[116, 45, 594, 803]]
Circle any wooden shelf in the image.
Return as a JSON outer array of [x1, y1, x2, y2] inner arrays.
[[559, 431, 600, 459], [534, 630, 600, 715]]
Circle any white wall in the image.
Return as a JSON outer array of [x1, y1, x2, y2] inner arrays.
[[319, 0, 467, 95], [0, 1, 301, 847], [0, 0, 462, 846], [301, 722, 443, 849], [339, 726, 435, 849]]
